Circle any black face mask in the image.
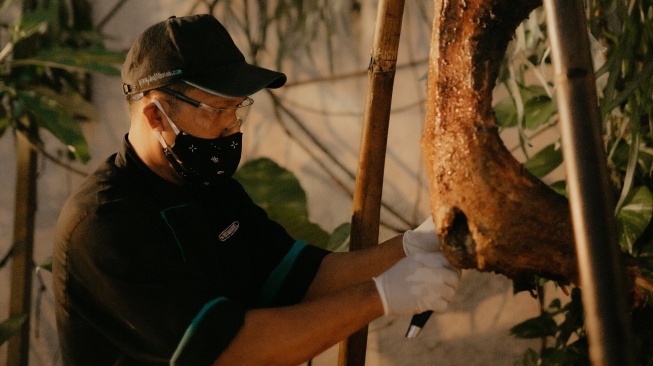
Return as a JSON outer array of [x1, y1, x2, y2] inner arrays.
[[153, 100, 242, 186]]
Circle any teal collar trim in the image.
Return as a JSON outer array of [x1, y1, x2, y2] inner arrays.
[[159, 204, 192, 262]]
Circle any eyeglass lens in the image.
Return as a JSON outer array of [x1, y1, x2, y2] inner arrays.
[[194, 98, 252, 132]]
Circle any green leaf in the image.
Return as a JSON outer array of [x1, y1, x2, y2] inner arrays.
[[325, 223, 350, 252], [0, 314, 27, 346], [0, 116, 10, 137], [234, 158, 331, 248], [549, 180, 568, 197], [510, 314, 558, 339], [523, 93, 557, 130], [522, 348, 540, 366], [601, 61, 653, 115], [12, 47, 124, 76], [564, 337, 590, 366], [494, 85, 557, 130], [17, 88, 90, 163], [10, 10, 49, 44], [555, 288, 585, 347], [607, 138, 631, 170], [494, 96, 518, 128], [523, 142, 563, 178], [617, 185, 653, 254], [636, 146, 653, 173], [540, 348, 574, 366], [31, 85, 99, 124], [37, 256, 52, 273]]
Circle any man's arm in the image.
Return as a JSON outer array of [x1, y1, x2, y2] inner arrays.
[[213, 250, 460, 366], [212, 237, 404, 365], [213, 219, 448, 366], [213, 280, 383, 366], [303, 234, 405, 300], [304, 216, 441, 299]]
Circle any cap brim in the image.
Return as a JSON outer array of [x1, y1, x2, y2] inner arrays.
[[182, 62, 286, 98]]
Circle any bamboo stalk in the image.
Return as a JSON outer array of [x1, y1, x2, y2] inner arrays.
[[543, 0, 635, 364], [7, 131, 38, 366], [337, 1, 406, 365]]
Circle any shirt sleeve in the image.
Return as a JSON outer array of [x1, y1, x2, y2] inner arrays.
[[258, 240, 330, 307], [208, 179, 331, 307], [228, 182, 331, 307]]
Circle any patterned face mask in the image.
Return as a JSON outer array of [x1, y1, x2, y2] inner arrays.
[[152, 99, 242, 186]]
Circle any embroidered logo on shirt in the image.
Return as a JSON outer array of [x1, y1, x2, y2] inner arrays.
[[219, 221, 239, 241]]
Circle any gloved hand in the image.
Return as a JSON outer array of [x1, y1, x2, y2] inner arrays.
[[403, 216, 439, 256], [373, 252, 460, 316]]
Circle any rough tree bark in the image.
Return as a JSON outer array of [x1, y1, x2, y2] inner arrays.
[[420, 0, 580, 292]]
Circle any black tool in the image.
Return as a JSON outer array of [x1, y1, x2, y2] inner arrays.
[[405, 310, 433, 338]]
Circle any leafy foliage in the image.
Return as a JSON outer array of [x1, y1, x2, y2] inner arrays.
[[0, 0, 123, 348], [495, 85, 557, 130], [235, 157, 350, 251], [494, 1, 653, 364], [522, 142, 563, 179], [0, 0, 124, 162], [511, 288, 590, 366], [0, 314, 27, 346]]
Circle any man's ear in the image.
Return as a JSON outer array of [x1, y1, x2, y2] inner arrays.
[[142, 101, 165, 131]]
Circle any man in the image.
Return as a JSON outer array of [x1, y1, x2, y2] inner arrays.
[[52, 14, 460, 366]]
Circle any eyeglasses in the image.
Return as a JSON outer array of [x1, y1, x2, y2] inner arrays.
[[158, 87, 253, 132]]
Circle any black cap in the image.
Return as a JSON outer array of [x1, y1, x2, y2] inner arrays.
[[121, 14, 286, 97]]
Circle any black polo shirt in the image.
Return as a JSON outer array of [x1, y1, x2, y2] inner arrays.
[[53, 136, 330, 366]]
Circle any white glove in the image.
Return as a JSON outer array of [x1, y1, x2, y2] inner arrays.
[[403, 216, 439, 256], [373, 252, 460, 316]]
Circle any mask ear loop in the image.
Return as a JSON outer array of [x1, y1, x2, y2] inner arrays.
[[151, 99, 189, 180], [152, 99, 181, 135]]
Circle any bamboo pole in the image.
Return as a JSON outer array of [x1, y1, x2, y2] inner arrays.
[[7, 132, 38, 366], [337, 1, 406, 365], [543, 0, 635, 365]]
